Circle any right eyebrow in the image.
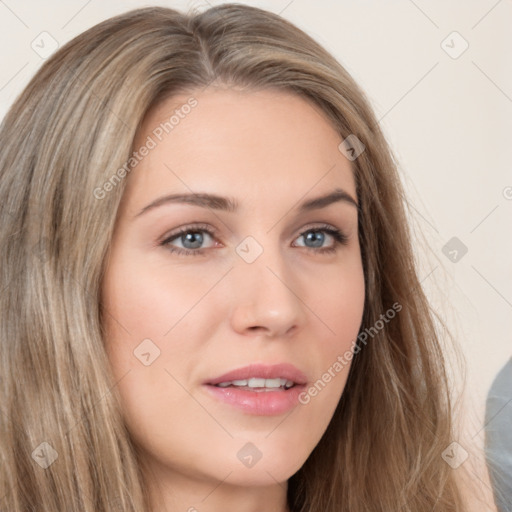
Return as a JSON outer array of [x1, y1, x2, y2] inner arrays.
[[134, 192, 238, 218]]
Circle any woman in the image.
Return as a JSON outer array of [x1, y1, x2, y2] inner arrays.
[[0, 4, 492, 511]]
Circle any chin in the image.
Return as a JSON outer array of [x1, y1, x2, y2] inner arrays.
[[219, 442, 310, 487], [220, 460, 302, 487]]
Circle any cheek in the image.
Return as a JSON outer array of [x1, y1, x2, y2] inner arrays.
[[315, 257, 366, 345], [100, 256, 223, 438], [303, 260, 365, 402], [103, 241, 237, 337]]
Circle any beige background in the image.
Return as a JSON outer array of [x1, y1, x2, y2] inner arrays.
[[1, 0, 510, 499]]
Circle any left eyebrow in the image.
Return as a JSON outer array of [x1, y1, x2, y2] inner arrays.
[[133, 187, 358, 219], [298, 188, 359, 212]]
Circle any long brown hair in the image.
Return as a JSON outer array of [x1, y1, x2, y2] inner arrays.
[[0, 4, 467, 511]]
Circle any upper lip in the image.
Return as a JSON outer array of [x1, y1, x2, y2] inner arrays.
[[204, 363, 308, 386]]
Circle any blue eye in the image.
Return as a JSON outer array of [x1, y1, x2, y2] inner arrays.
[[160, 224, 216, 256], [160, 223, 348, 256], [294, 227, 348, 254]]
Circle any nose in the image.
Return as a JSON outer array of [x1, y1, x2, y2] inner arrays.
[[228, 244, 305, 338]]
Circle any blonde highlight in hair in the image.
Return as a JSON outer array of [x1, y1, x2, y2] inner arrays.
[[0, 4, 467, 511]]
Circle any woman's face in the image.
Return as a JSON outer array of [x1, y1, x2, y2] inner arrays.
[[101, 87, 365, 494]]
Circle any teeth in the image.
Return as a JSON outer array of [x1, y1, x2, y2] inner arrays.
[[264, 378, 283, 388], [215, 378, 295, 389], [248, 378, 266, 387]]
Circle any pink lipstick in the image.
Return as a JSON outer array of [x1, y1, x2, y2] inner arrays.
[[203, 363, 308, 416]]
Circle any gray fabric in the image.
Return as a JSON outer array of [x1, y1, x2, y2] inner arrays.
[[485, 357, 512, 512]]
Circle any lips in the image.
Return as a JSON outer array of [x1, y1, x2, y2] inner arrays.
[[204, 363, 308, 387], [202, 363, 309, 415]]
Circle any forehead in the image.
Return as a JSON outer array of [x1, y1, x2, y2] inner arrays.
[[124, 87, 356, 211]]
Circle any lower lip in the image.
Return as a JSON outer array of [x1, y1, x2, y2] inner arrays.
[[203, 384, 306, 415]]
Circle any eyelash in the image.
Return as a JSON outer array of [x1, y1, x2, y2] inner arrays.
[[159, 223, 349, 257]]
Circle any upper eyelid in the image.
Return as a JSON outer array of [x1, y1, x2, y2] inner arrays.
[[160, 223, 217, 243]]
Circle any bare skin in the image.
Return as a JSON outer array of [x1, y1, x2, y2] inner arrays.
[[101, 87, 365, 512]]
